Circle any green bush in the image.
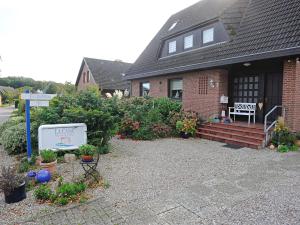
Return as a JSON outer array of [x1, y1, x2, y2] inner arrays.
[[277, 145, 289, 153], [97, 144, 110, 154], [34, 184, 53, 201], [40, 150, 57, 163], [272, 130, 296, 147], [1, 123, 27, 154], [0, 116, 25, 141], [56, 182, 86, 198], [132, 126, 156, 140]]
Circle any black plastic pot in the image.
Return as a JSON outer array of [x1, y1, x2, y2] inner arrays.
[[180, 132, 190, 139], [4, 182, 26, 204]]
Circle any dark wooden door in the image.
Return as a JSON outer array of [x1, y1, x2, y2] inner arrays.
[[264, 72, 283, 121]]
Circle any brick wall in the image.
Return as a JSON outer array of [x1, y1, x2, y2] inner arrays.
[[131, 69, 228, 119], [282, 58, 300, 132], [77, 63, 97, 91]]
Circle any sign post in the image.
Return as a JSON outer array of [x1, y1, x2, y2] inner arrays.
[[21, 92, 57, 161], [25, 90, 32, 161]]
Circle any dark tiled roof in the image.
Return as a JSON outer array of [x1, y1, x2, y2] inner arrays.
[[76, 58, 132, 90], [126, 0, 300, 79]]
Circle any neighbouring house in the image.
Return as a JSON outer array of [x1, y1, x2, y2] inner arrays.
[[125, 0, 300, 135], [75, 57, 132, 95]]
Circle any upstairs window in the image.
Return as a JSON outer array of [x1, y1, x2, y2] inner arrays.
[[83, 72, 86, 83], [86, 71, 90, 82], [203, 27, 214, 44], [169, 79, 183, 100], [168, 41, 177, 54], [140, 82, 150, 97], [184, 35, 193, 49]]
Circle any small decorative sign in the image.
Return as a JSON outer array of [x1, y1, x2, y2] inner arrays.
[[38, 123, 87, 153], [220, 95, 229, 104], [30, 101, 49, 107]]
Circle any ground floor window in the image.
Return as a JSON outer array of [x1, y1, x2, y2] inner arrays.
[[169, 79, 183, 100], [140, 82, 150, 97], [233, 75, 259, 103]]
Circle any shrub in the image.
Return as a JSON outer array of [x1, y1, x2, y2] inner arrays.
[[272, 130, 296, 147], [40, 150, 57, 163], [1, 123, 27, 154], [0, 116, 25, 141], [34, 184, 53, 201], [151, 123, 172, 138], [56, 182, 86, 198], [277, 145, 289, 153], [97, 144, 110, 154], [120, 116, 140, 136], [132, 126, 156, 140], [79, 144, 96, 156]]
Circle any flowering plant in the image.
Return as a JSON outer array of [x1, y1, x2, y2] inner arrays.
[[176, 118, 197, 135]]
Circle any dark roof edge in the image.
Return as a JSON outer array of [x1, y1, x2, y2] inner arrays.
[[125, 47, 300, 80]]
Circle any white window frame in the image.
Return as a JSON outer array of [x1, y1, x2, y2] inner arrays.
[[203, 27, 214, 44], [168, 41, 177, 54], [184, 35, 193, 49]]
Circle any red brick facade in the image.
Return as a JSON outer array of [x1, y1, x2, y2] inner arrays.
[[77, 63, 97, 91], [131, 58, 300, 131], [131, 69, 228, 119], [282, 58, 300, 132]]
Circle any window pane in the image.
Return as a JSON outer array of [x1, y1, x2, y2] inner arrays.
[[203, 28, 214, 44], [184, 35, 193, 49], [168, 41, 176, 53], [141, 82, 150, 97], [169, 79, 183, 99]]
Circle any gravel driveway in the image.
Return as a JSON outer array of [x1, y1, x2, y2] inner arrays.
[[2, 137, 300, 224]]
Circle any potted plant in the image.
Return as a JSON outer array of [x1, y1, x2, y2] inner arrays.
[[176, 118, 197, 139], [0, 166, 26, 204], [79, 144, 96, 162], [40, 149, 57, 174]]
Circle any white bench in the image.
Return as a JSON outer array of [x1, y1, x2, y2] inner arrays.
[[229, 103, 256, 124]]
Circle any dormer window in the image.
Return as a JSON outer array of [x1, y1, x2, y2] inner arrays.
[[168, 21, 178, 31], [184, 35, 193, 49], [203, 27, 214, 44], [168, 41, 177, 54]]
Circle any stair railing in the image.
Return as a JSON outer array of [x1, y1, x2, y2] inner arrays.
[[264, 105, 285, 147]]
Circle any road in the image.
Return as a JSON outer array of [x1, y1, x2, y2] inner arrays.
[[0, 105, 15, 124]]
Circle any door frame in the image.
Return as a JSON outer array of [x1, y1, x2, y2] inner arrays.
[[228, 60, 283, 123]]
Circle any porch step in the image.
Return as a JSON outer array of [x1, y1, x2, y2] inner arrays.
[[203, 123, 265, 139], [197, 123, 265, 149]]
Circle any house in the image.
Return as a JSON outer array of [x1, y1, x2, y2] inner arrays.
[[75, 57, 132, 95], [125, 0, 300, 135]]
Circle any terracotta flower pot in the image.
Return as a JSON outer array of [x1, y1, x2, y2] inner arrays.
[[81, 155, 93, 162], [40, 160, 57, 174]]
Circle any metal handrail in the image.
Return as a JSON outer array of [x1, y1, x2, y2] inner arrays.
[[264, 105, 285, 146]]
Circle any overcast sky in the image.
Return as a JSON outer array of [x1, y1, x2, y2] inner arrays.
[[0, 0, 200, 83]]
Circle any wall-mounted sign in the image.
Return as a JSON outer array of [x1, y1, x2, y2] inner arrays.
[[220, 95, 229, 104], [38, 123, 87, 153]]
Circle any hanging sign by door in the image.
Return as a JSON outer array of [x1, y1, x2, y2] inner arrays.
[[258, 102, 263, 110]]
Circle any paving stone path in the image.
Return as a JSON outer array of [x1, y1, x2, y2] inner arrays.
[[17, 137, 300, 225]]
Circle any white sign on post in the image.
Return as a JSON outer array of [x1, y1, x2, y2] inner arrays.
[[30, 101, 49, 107], [38, 123, 87, 153], [21, 93, 57, 100]]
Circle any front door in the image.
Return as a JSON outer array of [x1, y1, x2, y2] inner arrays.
[[232, 74, 265, 122], [264, 72, 283, 121], [230, 62, 283, 123]]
